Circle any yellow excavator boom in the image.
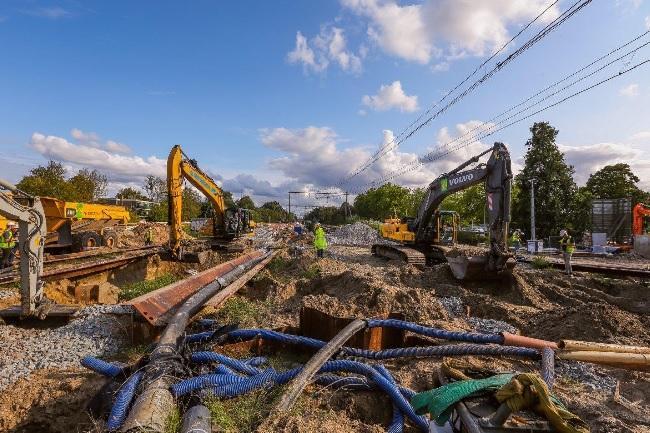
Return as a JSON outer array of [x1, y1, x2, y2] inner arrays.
[[168, 144, 252, 258]]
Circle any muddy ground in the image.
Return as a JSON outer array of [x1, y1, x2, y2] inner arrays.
[[0, 240, 649, 432], [214, 245, 650, 433]]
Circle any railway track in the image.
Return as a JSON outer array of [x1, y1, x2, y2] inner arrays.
[[0, 245, 164, 284], [520, 257, 650, 278]]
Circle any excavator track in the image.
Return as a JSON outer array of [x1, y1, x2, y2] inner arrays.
[[371, 244, 426, 265]]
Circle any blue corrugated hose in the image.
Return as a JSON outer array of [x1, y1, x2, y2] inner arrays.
[[375, 365, 404, 433], [80, 355, 123, 378], [106, 371, 144, 430], [174, 358, 429, 431]]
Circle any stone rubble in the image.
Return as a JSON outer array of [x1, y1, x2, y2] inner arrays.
[[0, 304, 132, 391], [328, 222, 389, 246]]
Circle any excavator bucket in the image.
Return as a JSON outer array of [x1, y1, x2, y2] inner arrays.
[[445, 251, 515, 280]]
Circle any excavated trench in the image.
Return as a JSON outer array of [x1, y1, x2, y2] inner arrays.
[[1, 241, 649, 433]]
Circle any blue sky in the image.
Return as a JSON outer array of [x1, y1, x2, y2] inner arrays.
[[1, 0, 649, 209]]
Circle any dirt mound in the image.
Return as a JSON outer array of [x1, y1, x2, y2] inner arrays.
[[0, 368, 105, 433], [118, 222, 169, 247]]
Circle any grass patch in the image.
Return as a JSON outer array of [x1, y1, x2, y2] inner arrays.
[[215, 296, 270, 327], [164, 406, 181, 433], [119, 273, 180, 301], [268, 256, 291, 274], [530, 256, 552, 270], [301, 264, 321, 279], [205, 387, 285, 432]]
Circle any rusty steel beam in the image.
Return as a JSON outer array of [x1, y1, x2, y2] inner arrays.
[[129, 249, 267, 326], [44, 245, 160, 264], [204, 251, 276, 307]]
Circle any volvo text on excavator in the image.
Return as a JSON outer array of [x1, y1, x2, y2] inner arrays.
[[372, 142, 515, 280], [167, 145, 254, 259]]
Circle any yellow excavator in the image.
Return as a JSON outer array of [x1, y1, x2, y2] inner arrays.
[[373, 142, 515, 280], [167, 145, 254, 259]]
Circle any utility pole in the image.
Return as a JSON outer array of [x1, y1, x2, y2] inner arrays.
[[288, 193, 291, 222], [529, 178, 536, 242], [345, 191, 349, 221]]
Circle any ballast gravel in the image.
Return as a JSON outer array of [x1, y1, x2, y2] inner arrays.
[[0, 304, 132, 391], [329, 222, 389, 246]]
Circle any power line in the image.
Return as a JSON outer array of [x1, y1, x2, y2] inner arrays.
[[338, 0, 561, 187], [338, 0, 592, 187], [354, 31, 650, 189], [370, 33, 650, 184], [351, 58, 649, 193]]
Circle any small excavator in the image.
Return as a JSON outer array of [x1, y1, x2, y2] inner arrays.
[[167, 145, 254, 259], [0, 179, 47, 316], [372, 142, 515, 280]]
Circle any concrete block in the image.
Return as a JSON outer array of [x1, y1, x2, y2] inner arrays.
[[74, 282, 119, 304]]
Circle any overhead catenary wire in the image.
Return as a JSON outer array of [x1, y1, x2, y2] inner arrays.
[[338, 0, 561, 186], [354, 58, 650, 192], [364, 37, 650, 187], [338, 0, 592, 187]]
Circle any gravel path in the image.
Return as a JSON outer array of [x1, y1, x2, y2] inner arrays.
[[0, 305, 132, 391]]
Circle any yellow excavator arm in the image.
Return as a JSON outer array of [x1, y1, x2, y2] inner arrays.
[[168, 145, 254, 258]]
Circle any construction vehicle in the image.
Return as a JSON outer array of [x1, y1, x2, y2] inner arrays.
[[0, 179, 46, 316], [168, 145, 254, 259], [372, 142, 515, 280], [1, 197, 130, 253], [632, 203, 650, 235]]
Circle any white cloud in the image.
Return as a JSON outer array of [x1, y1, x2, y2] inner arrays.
[[646, 15, 650, 29], [362, 81, 419, 112], [630, 131, 650, 141], [69, 128, 132, 154], [22, 7, 71, 19], [431, 61, 450, 73], [259, 121, 492, 192], [342, 0, 433, 63], [340, 0, 560, 63], [619, 83, 640, 97], [29, 132, 164, 182], [560, 142, 650, 189], [287, 31, 326, 73], [288, 27, 362, 74]]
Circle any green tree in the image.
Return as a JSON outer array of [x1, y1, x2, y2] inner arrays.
[[256, 201, 293, 222], [305, 203, 349, 225], [182, 188, 204, 221], [236, 195, 256, 209], [512, 122, 577, 239], [17, 161, 107, 202], [116, 187, 148, 200], [67, 168, 107, 201], [441, 184, 486, 227], [353, 183, 422, 220], [17, 161, 68, 199], [143, 175, 167, 202], [570, 186, 594, 235], [585, 163, 650, 205]]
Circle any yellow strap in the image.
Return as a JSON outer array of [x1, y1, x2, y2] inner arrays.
[[496, 374, 589, 433]]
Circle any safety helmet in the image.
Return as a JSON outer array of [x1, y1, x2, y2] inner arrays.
[[559, 229, 567, 237]]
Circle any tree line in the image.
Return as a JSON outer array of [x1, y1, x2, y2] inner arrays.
[[14, 165, 295, 223], [14, 122, 648, 233], [346, 122, 649, 239]]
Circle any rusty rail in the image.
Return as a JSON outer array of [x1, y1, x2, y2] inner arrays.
[[521, 257, 650, 278], [0, 248, 162, 284]]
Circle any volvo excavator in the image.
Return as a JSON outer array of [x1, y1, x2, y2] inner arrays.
[[372, 142, 515, 280], [168, 145, 254, 259]]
